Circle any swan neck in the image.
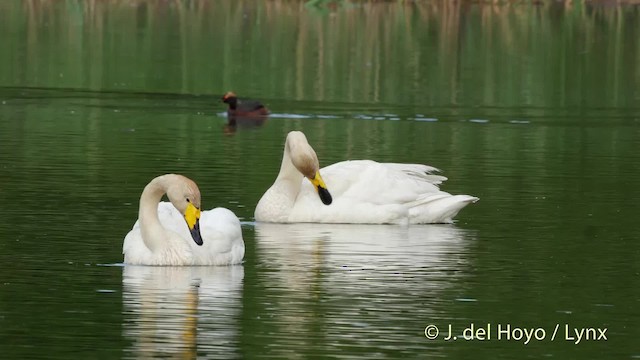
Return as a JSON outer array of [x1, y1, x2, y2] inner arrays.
[[138, 176, 170, 252], [277, 145, 304, 182], [272, 144, 304, 202]]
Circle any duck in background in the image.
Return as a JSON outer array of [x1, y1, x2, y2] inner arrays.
[[221, 91, 269, 134], [221, 91, 269, 116]]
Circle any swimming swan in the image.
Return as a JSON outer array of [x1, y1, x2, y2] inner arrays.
[[123, 174, 245, 265], [254, 131, 478, 224]]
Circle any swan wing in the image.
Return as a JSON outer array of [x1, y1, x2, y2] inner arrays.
[[289, 160, 476, 224], [157, 203, 245, 265], [196, 208, 245, 265]]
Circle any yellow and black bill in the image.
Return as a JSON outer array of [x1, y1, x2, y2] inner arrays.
[[184, 203, 204, 246], [310, 171, 332, 205]]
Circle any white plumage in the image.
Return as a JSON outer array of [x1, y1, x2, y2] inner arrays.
[[255, 131, 478, 224], [123, 174, 245, 266]]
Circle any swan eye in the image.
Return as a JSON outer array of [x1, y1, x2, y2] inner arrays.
[[186, 198, 191, 203]]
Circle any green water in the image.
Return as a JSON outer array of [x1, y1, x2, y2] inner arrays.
[[1, 1, 639, 359]]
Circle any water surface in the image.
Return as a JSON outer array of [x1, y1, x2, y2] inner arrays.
[[1, 1, 639, 359]]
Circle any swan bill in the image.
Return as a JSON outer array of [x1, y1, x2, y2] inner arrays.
[[190, 219, 203, 246], [184, 203, 204, 246], [310, 171, 332, 205], [318, 186, 332, 205]]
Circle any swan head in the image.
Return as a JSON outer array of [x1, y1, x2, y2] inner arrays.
[[286, 131, 333, 205], [166, 175, 204, 246]]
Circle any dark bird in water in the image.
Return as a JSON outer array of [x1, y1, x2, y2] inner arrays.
[[220, 91, 269, 135], [221, 91, 269, 117]]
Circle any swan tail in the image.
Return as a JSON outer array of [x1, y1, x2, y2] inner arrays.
[[408, 194, 479, 224]]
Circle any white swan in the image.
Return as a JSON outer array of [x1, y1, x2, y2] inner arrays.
[[255, 131, 478, 224], [123, 174, 245, 265]]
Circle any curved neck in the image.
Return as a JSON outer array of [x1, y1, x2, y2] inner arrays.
[[273, 146, 304, 203], [138, 176, 171, 252]]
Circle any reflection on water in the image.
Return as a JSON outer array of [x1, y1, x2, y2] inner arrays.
[[222, 114, 269, 136], [252, 223, 474, 356], [255, 223, 473, 270], [3, 1, 639, 108], [1, 0, 639, 359], [122, 265, 244, 359]]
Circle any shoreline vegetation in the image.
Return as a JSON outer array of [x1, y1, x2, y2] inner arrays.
[[1, 0, 639, 108]]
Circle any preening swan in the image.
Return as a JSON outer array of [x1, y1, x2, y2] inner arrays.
[[123, 174, 245, 265], [254, 131, 478, 224]]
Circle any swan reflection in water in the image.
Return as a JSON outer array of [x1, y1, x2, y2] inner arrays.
[[255, 223, 473, 272], [122, 265, 244, 359], [253, 223, 475, 355]]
